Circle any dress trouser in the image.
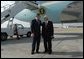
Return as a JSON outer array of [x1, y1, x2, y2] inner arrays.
[[43, 36, 52, 52], [32, 34, 40, 52]]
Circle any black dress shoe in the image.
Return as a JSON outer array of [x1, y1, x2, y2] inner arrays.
[[48, 51, 52, 54], [36, 51, 40, 53], [31, 51, 34, 54]]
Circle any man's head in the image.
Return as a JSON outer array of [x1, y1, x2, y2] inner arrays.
[[44, 15, 48, 22], [36, 13, 40, 20]]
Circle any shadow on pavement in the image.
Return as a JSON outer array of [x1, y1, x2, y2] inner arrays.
[[51, 51, 83, 57], [30, 51, 83, 57]]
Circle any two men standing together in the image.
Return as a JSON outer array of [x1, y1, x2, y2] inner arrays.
[[31, 13, 54, 54]]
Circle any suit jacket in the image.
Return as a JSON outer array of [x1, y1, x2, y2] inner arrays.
[[42, 21, 54, 38], [31, 19, 41, 35]]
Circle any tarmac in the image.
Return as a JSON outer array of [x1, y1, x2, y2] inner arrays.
[[1, 28, 83, 58]]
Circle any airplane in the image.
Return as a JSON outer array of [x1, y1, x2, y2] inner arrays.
[[1, 1, 83, 41], [1, 1, 83, 23]]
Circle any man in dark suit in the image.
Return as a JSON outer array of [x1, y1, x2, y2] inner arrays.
[[31, 13, 41, 54], [42, 15, 54, 54]]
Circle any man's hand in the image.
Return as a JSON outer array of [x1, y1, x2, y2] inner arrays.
[[31, 33, 34, 37]]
